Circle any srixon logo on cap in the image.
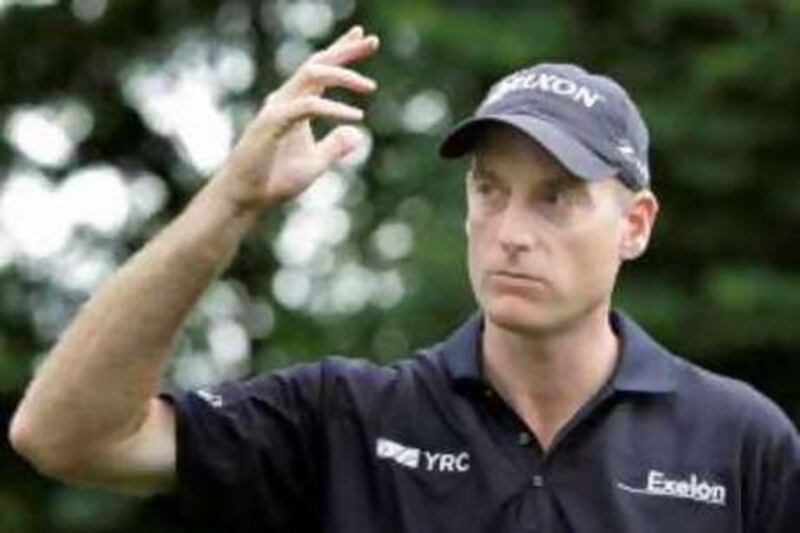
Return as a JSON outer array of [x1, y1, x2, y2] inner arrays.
[[483, 71, 605, 109]]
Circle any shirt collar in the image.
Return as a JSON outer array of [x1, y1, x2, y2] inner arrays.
[[440, 312, 484, 386], [441, 309, 679, 395]]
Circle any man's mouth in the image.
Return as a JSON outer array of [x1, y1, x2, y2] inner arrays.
[[490, 270, 547, 284]]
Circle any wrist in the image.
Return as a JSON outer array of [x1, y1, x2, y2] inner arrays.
[[202, 171, 264, 230], [168, 176, 261, 270]]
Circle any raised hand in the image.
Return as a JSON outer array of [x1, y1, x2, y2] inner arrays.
[[217, 26, 379, 211]]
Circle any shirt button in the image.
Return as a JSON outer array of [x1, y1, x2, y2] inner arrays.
[[517, 432, 532, 446], [532, 474, 545, 488]]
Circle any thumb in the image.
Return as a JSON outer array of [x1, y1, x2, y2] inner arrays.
[[314, 125, 364, 169]]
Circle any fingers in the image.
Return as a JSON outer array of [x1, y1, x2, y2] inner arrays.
[[269, 26, 379, 102], [259, 27, 378, 138], [290, 95, 363, 122], [313, 34, 380, 67], [309, 125, 363, 175], [329, 25, 364, 47], [267, 95, 364, 132], [313, 25, 378, 66], [282, 63, 376, 99]]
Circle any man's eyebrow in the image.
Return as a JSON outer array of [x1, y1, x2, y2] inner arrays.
[[539, 170, 583, 189], [468, 159, 582, 187], [469, 161, 499, 180]]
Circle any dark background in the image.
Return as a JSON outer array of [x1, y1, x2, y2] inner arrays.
[[1, 0, 798, 530]]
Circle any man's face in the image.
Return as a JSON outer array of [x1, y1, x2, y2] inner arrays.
[[466, 125, 640, 335]]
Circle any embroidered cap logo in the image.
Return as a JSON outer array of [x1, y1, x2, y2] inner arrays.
[[483, 71, 606, 109]]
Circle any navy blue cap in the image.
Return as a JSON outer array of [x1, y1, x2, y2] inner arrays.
[[439, 63, 651, 190]]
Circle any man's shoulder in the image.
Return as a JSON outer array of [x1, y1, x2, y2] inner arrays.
[[261, 344, 447, 394], [671, 354, 796, 438]]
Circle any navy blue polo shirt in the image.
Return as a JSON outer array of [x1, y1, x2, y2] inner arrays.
[[163, 311, 799, 532]]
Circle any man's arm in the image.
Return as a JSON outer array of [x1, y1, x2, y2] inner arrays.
[[8, 26, 379, 496]]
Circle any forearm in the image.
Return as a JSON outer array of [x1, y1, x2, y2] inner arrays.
[[10, 176, 257, 471], [9, 26, 378, 487]]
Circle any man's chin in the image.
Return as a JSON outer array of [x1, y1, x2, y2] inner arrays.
[[482, 297, 562, 336]]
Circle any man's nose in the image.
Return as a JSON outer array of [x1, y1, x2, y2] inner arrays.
[[497, 201, 536, 256]]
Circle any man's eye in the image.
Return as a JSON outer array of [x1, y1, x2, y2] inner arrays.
[[544, 188, 563, 203], [474, 180, 498, 195], [545, 185, 573, 204]]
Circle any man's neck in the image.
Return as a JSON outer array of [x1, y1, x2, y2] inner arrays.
[[481, 304, 619, 449]]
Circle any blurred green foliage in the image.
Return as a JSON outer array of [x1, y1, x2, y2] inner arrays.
[[0, 0, 798, 530]]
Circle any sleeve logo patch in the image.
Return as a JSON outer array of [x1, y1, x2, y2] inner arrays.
[[195, 389, 224, 408]]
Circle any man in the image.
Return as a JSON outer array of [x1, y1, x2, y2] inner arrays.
[[9, 26, 799, 532]]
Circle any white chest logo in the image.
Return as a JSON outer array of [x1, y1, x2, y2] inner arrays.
[[376, 438, 470, 473], [617, 469, 727, 507]]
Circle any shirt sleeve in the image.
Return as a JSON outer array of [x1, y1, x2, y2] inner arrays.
[[742, 391, 800, 533], [159, 362, 326, 533], [762, 428, 800, 533]]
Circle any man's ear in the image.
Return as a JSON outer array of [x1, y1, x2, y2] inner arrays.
[[620, 189, 659, 260]]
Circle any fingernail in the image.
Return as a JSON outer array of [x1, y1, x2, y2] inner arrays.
[[350, 25, 363, 36], [341, 126, 362, 147]]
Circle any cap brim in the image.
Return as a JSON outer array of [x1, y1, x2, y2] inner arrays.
[[438, 114, 616, 182]]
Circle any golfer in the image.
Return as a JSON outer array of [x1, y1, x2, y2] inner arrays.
[[9, 26, 799, 532]]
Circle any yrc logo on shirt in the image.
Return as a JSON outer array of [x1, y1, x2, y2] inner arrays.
[[376, 438, 470, 473]]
